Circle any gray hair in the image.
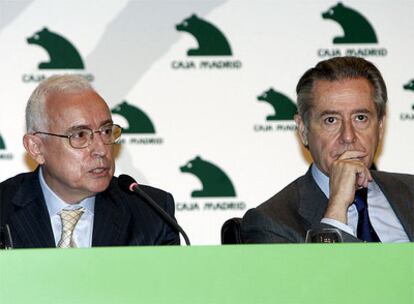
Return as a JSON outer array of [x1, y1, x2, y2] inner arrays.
[[26, 74, 94, 132], [296, 56, 387, 129]]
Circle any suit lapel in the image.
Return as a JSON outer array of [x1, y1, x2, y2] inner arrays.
[[297, 168, 329, 229], [372, 171, 414, 241], [92, 187, 130, 246], [10, 171, 55, 248]]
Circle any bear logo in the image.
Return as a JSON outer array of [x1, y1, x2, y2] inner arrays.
[[0, 134, 5, 150], [403, 79, 414, 110], [111, 101, 156, 134], [258, 88, 297, 121], [176, 14, 232, 56], [322, 2, 377, 44], [180, 156, 236, 198], [27, 27, 84, 69]]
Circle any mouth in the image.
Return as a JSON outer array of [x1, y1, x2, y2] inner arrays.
[[348, 156, 365, 160], [330, 149, 367, 160], [88, 167, 110, 177]]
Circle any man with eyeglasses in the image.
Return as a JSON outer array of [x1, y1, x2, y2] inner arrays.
[[0, 75, 180, 248]]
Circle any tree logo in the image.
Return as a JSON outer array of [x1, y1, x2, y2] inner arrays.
[[258, 88, 297, 121], [0, 134, 5, 150], [0, 133, 13, 160], [317, 3, 386, 58], [180, 156, 236, 198], [172, 14, 241, 70], [403, 79, 414, 111], [111, 101, 156, 134], [322, 2, 377, 44], [27, 27, 84, 69], [111, 101, 163, 145], [254, 88, 297, 132], [23, 27, 93, 83], [176, 14, 232, 56]]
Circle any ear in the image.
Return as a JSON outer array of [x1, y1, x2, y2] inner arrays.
[[378, 114, 386, 142], [294, 114, 308, 147], [23, 134, 45, 165]]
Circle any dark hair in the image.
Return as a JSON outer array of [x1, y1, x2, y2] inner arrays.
[[296, 56, 387, 128]]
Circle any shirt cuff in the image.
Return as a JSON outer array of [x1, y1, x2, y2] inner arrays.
[[321, 218, 356, 236]]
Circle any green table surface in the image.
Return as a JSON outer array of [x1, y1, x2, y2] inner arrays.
[[1, 243, 413, 304]]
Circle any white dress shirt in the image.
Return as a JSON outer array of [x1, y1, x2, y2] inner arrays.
[[311, 164, 409, 242], [39, 168, 95, 248]]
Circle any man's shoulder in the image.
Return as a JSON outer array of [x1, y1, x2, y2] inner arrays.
[[256, 172, 311, 213], [139, 184, 172, 199], [373, 170, 414, 178], [0, 171, 39, 216], [0, 171, 36, 191], [240, 172, 315, 243], [104, 176, 179, 245], [373, 170, 414, 187]]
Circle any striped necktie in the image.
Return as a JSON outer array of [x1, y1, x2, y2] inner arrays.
[[57, 207, 85, 248]]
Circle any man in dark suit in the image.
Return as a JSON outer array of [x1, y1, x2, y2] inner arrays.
[[0, 75, 179, 248], [241, 57, 414, 243]]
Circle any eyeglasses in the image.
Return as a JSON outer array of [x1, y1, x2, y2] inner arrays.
[[33, 124, 122, 149]]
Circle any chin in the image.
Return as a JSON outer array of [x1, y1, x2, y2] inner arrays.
[[89, 179, 112, 193]]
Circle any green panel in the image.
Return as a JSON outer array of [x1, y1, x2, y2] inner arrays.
[[1, 244, 413, 304]]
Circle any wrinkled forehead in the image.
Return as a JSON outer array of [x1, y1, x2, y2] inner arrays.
[[312, 78, 374, 104], [44, 90, 112, 130]]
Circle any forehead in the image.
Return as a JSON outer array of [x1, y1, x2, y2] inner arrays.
[[45, 90, 111, 129], [311, 78, 375, 113]]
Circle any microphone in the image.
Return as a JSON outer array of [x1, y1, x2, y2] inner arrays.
[[118, 174, 191, 246], [0, 224, 13, 249], [0, 197, 13, 249]]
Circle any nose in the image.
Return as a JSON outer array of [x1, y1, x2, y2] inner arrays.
[[89, 131, 107, 157], [339, 119, 356, 144]]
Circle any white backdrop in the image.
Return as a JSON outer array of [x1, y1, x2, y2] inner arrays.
[[0, 0, 413, 244]]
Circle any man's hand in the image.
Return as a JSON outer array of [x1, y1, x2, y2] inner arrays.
[[324, 150, 373, 224]]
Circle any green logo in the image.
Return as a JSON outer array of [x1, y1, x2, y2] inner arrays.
[[27, 27, 84, 69], [176, 14, 232, 56], [403, 79, 414, 110], [258, 88, 297, 121], [180, 156, 236, 197], [0, 134, 5, 150], [322, 2, 377, 44], [111, 101, 155, 134]]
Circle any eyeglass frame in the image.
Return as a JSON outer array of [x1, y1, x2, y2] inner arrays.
[[32, 123, 123, 149]]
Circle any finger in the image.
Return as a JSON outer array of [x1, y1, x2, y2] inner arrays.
[[356, 168, 372, 188], [337, 150, 367, 161], [356, 173, 367, 188]]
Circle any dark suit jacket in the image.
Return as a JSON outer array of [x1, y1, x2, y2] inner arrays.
[[241, 168, 414, 243], [0, 169, 180, 248]]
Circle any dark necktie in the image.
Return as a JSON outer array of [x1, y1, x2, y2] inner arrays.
[[354, 188, 380, 242]]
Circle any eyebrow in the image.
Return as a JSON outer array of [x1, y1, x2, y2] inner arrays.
[[67, 120, 114, 132], [318, 108, 372, 117]]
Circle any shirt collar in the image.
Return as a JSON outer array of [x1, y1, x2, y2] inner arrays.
[[311, 164, 330, 198], [38, 167, 95, 217]]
